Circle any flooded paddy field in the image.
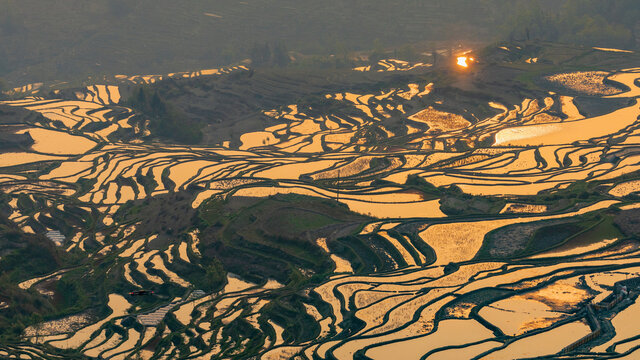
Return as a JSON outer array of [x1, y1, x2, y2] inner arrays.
[[3, 42, 640, 359]]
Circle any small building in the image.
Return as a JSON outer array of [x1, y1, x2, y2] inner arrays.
[[45, 230, 65, 246]]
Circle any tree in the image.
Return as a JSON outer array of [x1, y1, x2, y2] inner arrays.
[[204, 259, 225, 290], [150, 91, 166, 116], [369, 38, 385, 63], [271, 41, 290, 67], [331, 40, 349, 62], [249, 42, 272, 67], [249, 41, 290, 67], [499, 0, 638, 49], [135, 87, 147, 108], [397, 44, 417, 61]]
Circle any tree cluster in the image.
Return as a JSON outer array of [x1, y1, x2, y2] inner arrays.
[[500, 0, 639, 48], [249, 41, 291, 67], [127, 87, 203, 144]]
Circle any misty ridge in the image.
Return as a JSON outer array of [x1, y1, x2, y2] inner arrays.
[[0, 0, 639, 86]]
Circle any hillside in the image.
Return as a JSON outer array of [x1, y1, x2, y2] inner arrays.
[[1, 42, 640, 359]]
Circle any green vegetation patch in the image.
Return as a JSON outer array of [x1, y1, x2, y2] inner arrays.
[[547, 215, 623, 256], [406, 175, 506, 216], [126, 87, 203, 144], [263, 208, 338, 236], [476, 215, 602, 260], [197, 194, 367, 285], [614, 208, 640, 237]]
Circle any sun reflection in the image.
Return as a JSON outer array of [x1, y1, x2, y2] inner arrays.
[[457, 56, 469, 67]]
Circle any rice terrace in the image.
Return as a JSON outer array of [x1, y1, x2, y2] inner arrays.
[[2, 1, 640, 360]]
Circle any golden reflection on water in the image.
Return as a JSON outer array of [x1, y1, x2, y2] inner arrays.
[[456, 56, 469, 67]]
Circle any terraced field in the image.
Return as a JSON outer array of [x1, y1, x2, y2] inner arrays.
[[3, 44, 640, 359]]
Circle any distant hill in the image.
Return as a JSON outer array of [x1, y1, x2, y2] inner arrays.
[[0, 0, 499, 85], [3, 1, 639, 86]]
